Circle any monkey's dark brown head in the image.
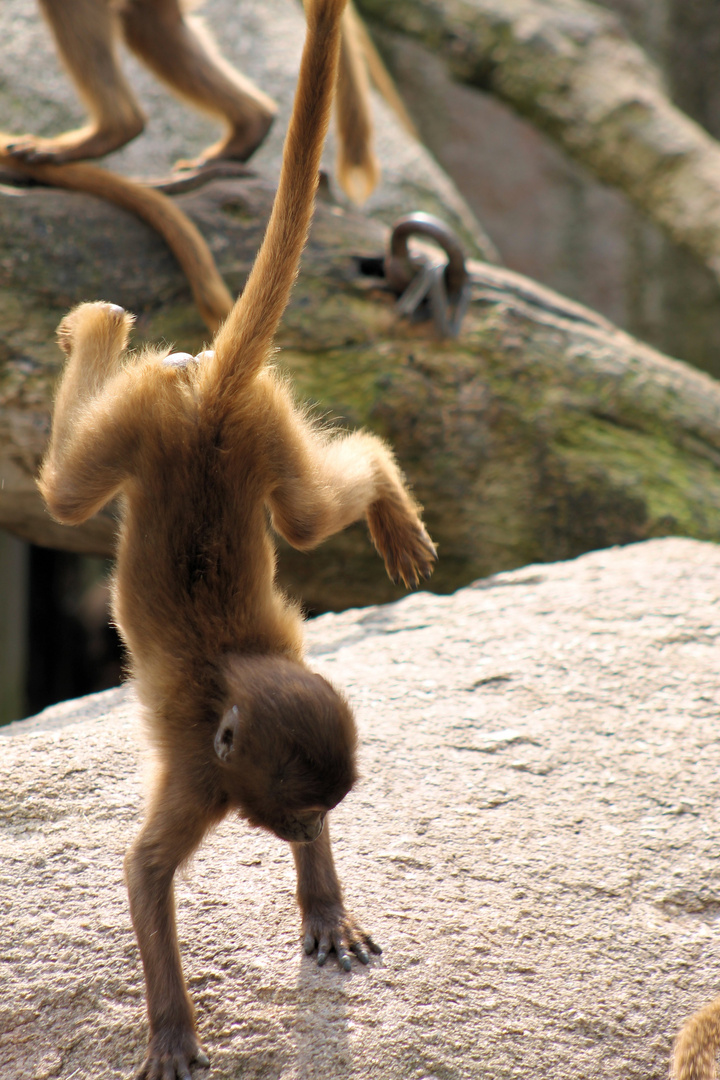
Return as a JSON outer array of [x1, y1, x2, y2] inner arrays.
[[215, 654, 358, 843]]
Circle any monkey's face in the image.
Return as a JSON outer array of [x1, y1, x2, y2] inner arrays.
[[263, 807, 327, 844], [215, 655, 358, 844]]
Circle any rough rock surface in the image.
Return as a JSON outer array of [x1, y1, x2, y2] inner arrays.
[[2, 537, 720, 1079]]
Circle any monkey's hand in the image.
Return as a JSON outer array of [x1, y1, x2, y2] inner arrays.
[[367, 498, 437, 589], [301, 904, 382, 971], [135, 1030, 209, 1080]]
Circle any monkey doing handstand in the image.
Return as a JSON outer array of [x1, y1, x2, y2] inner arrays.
[[38, 0, 436, 1075]]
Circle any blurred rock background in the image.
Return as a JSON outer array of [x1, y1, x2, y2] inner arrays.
[[374, 0, 720, 376]]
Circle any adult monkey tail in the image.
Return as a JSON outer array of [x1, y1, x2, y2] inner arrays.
[[672, 996, 720, 1080], [202, 0, 347, 403], [335, 2, 380, 205], [0, 148, 233, 333]]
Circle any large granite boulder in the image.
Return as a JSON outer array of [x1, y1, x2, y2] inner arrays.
[[2, 537, 719, 1079]]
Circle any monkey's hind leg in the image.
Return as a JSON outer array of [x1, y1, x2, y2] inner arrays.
[[120, 0, 276, 167], [38, 302, 150, 526], [5, 0, 145, 164], [267, 407, 437, 591]]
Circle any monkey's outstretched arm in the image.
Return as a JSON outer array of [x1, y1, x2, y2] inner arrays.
[[292, 819, 380, 970], [38, 302, 154, 524], [267, 386, 436, 588], [125, 775, 214, 1080]]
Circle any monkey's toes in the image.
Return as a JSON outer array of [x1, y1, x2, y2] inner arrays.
[[391, 527, 438, 589], [4, 136, 74, 164], [369, 503, 437, 590], [4, 137, 40, 160], [174, 113, 276, 173]]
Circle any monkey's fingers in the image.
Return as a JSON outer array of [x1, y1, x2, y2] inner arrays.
[[135, 1042, 209, 1080], [303, 914, 382, 971], [348, 928, 383, 965], [332, 932, 353, 971], [331, 921, 382, 970], [315, 930, 335, 968]]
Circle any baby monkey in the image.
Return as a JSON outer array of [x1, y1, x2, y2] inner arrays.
[[673, 996, 720, 1080], [38, 0, 436, 1075]]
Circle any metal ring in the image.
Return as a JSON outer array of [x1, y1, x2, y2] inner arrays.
[[386, 212, 469, 299]]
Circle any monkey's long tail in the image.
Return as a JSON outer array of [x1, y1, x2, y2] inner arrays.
[[334, 2, 380, 206], [0, 148, 234, 333], [205, 0, 347, 400], [672, 996, 720, 1080]]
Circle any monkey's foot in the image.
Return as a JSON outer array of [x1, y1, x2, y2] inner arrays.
[[367, 501, 438, 589], [3, 118, 144, 164], [134, 1029, 209, 1080], [302, 906, 382, 971], [174, 111, 276, 170]]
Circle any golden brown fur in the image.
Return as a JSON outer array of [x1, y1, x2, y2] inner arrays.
[[673, 997, 720, 1080], [4, 0, 385, 202], [37, 0, 435, 1075]]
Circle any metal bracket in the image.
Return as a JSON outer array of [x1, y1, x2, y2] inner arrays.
[[384, 212, 471, 338]]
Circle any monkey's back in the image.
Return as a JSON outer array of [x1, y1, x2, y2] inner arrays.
[[111, 365, 304, 704]]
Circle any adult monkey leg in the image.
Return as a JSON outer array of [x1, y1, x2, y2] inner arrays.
[[6, 0, 145, 163], [119, 0, 277, 166], [6, 0, 274, 168], [6, 0, 382, 199]]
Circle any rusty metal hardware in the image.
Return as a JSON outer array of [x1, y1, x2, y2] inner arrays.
[[384, 212, 471, 338]]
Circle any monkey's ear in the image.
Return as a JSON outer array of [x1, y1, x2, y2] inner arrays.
[[214, 704, 243, 764]]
